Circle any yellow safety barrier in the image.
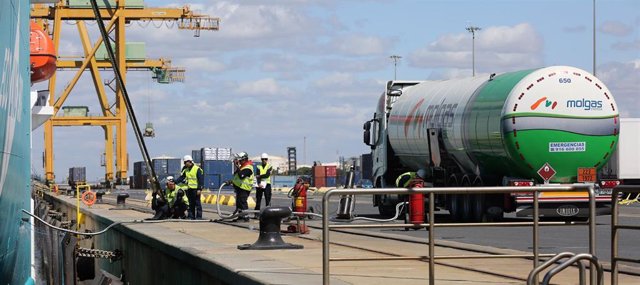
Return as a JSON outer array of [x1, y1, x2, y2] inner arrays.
[[218, 195, 227, 205], [209, 194, 218, 204], [204, 194, 212, 203], [200, 194, 206, 203], [226, 195, 236, 206], [247, 196, 256, 208]]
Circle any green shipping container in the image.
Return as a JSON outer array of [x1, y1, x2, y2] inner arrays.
[[62, 106, 89, 117], [67, 0, 144, 9], [95, 42, 146, 61]]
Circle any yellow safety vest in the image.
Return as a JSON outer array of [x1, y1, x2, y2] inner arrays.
[[181, 165, 203, 189], [232, 163, 255, 191], [257, 163, 272, 184], [395, 172, 417, 187], [166, 184, 189, 207]]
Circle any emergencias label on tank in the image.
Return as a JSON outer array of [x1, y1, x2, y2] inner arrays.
[[549, 142, 586, 152]]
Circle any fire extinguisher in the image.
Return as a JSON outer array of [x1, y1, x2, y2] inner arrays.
[[408, 179, 425, 225], [293, 178, 308, 217]]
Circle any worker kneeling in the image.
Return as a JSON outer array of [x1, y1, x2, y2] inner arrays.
[[153, 176, 189, 220]]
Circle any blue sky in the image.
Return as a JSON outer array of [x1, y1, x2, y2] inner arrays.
[[31, 0, 639, 182]]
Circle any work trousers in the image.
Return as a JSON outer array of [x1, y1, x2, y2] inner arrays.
[[186, 188, 202, 219], [234, 187, 250, 217], [254, 183, 272, 210]]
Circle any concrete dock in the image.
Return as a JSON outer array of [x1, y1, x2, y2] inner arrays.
[[36, 191, 640, 284]]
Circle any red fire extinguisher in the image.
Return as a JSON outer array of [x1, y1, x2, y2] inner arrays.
[[293, 178, 308, 216], [408, 178, 425, 225], [287, 177, 310, 234]]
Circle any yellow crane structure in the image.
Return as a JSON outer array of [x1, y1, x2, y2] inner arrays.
[[31, 1, 219, 186]]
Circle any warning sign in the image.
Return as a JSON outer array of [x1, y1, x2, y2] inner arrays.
[[537, 162, 556, 182], [577, 167, 597, 182]]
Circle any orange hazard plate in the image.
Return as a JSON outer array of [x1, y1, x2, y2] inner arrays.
[[577, 167, 597, 182]]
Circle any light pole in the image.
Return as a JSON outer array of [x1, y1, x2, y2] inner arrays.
[[389, 55, 402, 80], [593, 0, 596, 75], [466, 25, 481, 77]]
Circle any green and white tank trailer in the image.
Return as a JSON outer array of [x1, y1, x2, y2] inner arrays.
[[365, 66, 619, 221]]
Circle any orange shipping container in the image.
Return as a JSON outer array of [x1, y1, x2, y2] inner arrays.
[[313, 166, 326, 178]]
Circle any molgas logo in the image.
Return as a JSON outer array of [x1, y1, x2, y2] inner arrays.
[[530, 97, 557, 110], [566, 98, 603, 111]]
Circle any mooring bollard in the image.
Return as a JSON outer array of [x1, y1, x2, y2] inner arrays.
[[116, 193, 129, 208], [238, 206, 303, 250], [95, 191, 105, 204]]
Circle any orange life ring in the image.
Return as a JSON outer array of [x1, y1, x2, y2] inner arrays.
[[81, 190, 96, 206]]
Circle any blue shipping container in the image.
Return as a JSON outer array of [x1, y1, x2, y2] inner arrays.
[[203, 174, 222, 190], [202, 160, 233, 175], [326, 177, 337, 187], [272, 175, 296, 188], [167, 158, 182, 176]]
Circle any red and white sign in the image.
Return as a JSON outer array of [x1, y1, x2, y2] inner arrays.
[[537, 162, 556, 182]]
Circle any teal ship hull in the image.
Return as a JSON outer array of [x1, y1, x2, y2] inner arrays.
[[0, 0, 34, 284]]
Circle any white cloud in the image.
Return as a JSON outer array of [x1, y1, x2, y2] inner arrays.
[[408, 23, 543, 72], [612, 39, 640, 51], [329, 35, 387, 56], [178, 57, 226, 73], [597, 60, 640, 117], [235, 78, 294, 96], [599, 21, 633, 37]]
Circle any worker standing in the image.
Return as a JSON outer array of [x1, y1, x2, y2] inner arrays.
[[254, 153, 273, 218], [226, 152, 254, 222], [175, 155, 204, 220]]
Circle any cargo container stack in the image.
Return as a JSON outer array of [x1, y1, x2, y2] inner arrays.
[[131, 158, 181, 189], [68, 167, 86, 189], [272, 175, 297, 188], [312, 165, 325, 188], [199, 147, 233, 190], [325, 165, 337, 187]]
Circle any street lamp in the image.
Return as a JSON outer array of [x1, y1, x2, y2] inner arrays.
[[466, 25, 481, 77], [389, 55, 402, 80]]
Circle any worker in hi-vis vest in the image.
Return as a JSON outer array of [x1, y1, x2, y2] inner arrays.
[[175, 155, 204, 219], [226, 152, 254, 222], [254, 153, 273, 218]]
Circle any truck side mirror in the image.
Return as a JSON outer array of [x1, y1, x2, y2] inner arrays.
[[363, 121, 371, 146]]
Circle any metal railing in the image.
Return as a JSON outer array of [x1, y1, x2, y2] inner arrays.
[[611, 185, 640, 285], [527, 252, 603, 285], [322, 185, 597, 285]]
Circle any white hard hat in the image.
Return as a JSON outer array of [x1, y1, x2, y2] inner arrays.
[[235, 152, 249, 160], [261, 153, 269, 159], [183, 155, 193, 162], [166, 176, 175, 183]]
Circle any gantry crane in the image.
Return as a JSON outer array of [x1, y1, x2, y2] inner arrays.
[[31, 0, 219, 186]]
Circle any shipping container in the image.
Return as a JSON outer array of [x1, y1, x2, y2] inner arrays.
[[314, 177, 326, 188], [326, 177, 337, 187], [217, 148, 232, 161], [133, 161, 147, 176], [325, 166, 337, 177], [203, 174, 222, 190], [167, 158, 182, 176], [313, 165, 325, 178], [201, 147, 217, 160], [68, 167, 86, 185], [192, 149, 202, 163], [202, 160, 233, 175]]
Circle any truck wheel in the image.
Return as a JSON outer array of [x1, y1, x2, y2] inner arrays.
[[448, 194, 463, 222], [471, 194, 486, 222]]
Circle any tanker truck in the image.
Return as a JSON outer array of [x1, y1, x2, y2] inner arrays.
[[363, 66, 619, 222]]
